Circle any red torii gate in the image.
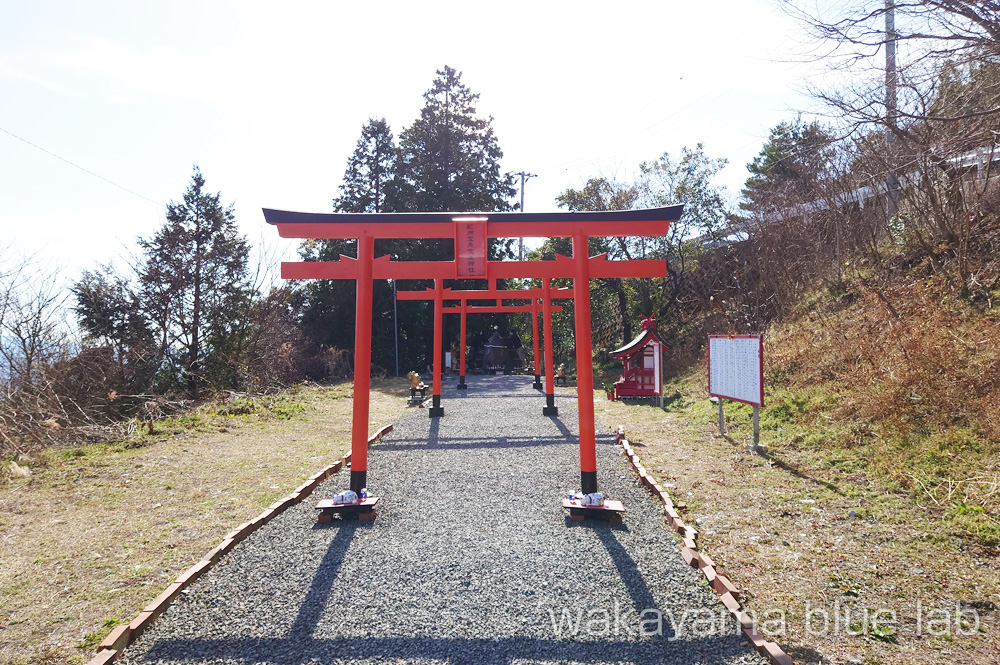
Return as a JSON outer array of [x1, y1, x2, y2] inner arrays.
[[439, 301, 565, 390], [265, 206, 682, 499], [395, 284, 573, 410]]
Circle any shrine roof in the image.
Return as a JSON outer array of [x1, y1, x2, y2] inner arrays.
[[263, 206, 683, 239], [610, 327, 668, 358], [264, 206, 682, 225]]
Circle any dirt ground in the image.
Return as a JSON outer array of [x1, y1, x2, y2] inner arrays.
[[0, 380, 408, 665], [4, 376, 998, 665], [590, 389, 1000, 665]]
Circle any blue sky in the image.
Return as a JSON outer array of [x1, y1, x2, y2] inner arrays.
[[1, 0, 824, 276]]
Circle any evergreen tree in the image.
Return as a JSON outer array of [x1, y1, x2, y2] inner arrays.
[[738, 119, 831, 217], [73, 265, 157, 392], [138, 166, 250, 397], [391, 66, 515, 213], [333, 118, 396, 213], [299, 67, 518, 375]]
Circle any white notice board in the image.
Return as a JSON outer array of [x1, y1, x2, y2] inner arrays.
[[708, 335, 763, 407]]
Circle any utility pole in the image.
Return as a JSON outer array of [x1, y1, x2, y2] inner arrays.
[[514, 171, 537, 260], [885, 0, 899, 219]]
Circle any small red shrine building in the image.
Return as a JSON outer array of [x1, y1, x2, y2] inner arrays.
[[611, 315, 667, 401]]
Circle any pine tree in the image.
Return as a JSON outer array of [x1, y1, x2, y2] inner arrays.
[[138, 166, 250, 397], [738, 119, 831, 217], [391, 66, 515, 213], [299, 67, 518, 375], [333, 118, 396, 213]]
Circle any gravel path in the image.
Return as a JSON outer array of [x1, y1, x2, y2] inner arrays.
[[119, 375, 767, 665]]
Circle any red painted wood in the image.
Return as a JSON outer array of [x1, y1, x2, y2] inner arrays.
[[440, 305, 563, 313], [433, 279, 443, 399], [395, 286, 574, 301], [531, 299, 540, 377], [274, 219, 672, 240], [267, 207, 683, 498], [573, 234, 597, 478], [263, 206, 682, 234], [283, 255, 666, 281], [455, 218, 488, 277], [270, 214, 677, 240], [542, 278, 555, 396], [459, 301, 467, 378], [350, 235, 374, 476]]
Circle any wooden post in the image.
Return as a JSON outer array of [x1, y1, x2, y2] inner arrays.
[[429, 278, 444, 417], [750, 404, 763, 453], [573, 234, 598, 495], [350, 234, 374, 494], [531, 299, 542, 390], [457, 299, 468, 389], [541, 278, 558, 416]]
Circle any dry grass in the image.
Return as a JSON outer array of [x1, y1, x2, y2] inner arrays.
[[0, 379, 407, 665], [588, 264, 1000, 664], [593, 388, 1000, 664], [766, 274, 1000, 542]]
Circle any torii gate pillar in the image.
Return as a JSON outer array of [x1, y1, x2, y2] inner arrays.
[[349, 234, 374, 494], [429, 278, 445, 417], [573, 235, 598, 494], [456, 300, 468, 389], [541, 278, 558, 417], [531, 300, 542, 390]]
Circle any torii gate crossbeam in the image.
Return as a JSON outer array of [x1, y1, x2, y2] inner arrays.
[[265, 206, 682, 501], [396, 285, 572, 401]]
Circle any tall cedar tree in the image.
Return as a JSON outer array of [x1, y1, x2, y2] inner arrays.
[[333, 118, 396, 214], [139, 167, 250, 397], [300, 67, 516, 374], [390, 66, 515, 213]]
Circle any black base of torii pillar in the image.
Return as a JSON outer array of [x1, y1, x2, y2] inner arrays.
[[429, 395, 444, 417], [542, 394, 558, 417]]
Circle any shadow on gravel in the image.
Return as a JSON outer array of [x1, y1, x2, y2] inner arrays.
[[594, 527, 673, 639], [428, 414, 440, 445], [454, 392, 549, 399], [372, 435, 573, 451], [547, 414, 573, 439], [289, 523, 360, 640], [139, 506, 755, 664], [144, 633, 754, 664]]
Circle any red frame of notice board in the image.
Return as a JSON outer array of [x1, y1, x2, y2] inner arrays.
[[707, 334, 764, 407]]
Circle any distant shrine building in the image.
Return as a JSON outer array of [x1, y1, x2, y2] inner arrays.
[[611, 315, 667, 403]]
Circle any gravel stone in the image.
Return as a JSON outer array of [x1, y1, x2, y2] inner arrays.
[[119, 375, 768, 664]]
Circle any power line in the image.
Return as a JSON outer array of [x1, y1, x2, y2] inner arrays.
[[0, 125, 163, 207]]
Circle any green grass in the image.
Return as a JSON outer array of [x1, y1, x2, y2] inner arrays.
[[652, 356, 1000, 548], [78, 617, 121, 650]]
